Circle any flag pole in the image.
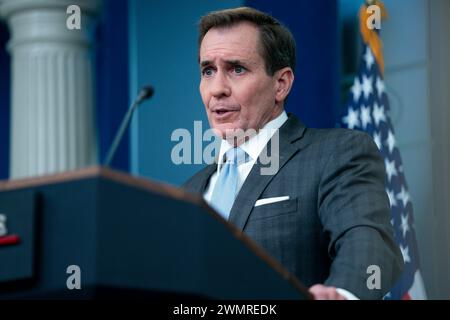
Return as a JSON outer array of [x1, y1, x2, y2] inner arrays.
[[359, 0, 387, 75]]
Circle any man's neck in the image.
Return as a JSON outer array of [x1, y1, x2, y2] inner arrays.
[[218, 110, 288, 163]]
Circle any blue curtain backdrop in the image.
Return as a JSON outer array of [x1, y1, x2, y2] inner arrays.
[[96, 0, 130, 172], [245, 0, 340, 128]]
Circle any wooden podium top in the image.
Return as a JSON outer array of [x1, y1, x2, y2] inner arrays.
[[0, 166, 200, 203]]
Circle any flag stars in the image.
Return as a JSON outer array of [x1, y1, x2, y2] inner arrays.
[[341, 40, 424, 300], [351, 77, 362, 102], [400, 213, 410, 238], [397, 186, 410, 208], [343, 107, 360, 129], [372, 103, 386, 126], [360, 105, 372, 129], [400, 244, 411, 264], [364, 47, 375, 70], [373, 132, 382, 150], [362, 74, 373, 99], [386, 130, 396, 154], [385, 159, 398, 183], [387, 189, 398, 208], [376, 76, 385, 98]]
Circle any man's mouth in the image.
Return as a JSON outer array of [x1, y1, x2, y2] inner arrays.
[[216, 110, 232, 115], [212, 108, 238, 119]]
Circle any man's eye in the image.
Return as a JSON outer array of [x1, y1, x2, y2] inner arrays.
[[202, 68, 214, 77], [233, 66, 246, 74]]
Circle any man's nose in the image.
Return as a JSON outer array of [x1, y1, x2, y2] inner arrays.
[[210, 72, 231, 98]]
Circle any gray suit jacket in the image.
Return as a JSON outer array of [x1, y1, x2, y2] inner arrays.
[[183, 114, 403, 299]]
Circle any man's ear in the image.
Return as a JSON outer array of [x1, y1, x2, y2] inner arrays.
[[274, 67, 294, 103]]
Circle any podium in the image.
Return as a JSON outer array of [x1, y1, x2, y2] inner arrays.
[[0, 167, 310, 299]]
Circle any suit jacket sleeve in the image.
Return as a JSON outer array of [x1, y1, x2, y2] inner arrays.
[[318, 130, 404, 299]]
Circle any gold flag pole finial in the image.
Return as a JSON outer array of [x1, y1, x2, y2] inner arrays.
[[359, 0, 388, 75]]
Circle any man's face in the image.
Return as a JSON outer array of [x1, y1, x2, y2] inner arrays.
[[199, 22, 282, 139]]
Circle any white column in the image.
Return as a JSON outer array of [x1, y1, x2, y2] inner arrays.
[[0, 0, 101, 178]]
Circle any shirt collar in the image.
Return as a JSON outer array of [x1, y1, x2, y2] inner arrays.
[[217, 110, 288, 165]]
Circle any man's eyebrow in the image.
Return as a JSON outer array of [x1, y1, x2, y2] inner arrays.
[[200, 59, 250, 67], [200, 60, 211, 67], [225, 59, 247, 66]]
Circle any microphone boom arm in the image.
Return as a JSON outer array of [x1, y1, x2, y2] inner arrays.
[[103, 85, 154, 167]]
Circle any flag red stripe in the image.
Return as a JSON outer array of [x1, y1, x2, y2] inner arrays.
[[401, 293, 412, 300], [0, 234, 20, 247]]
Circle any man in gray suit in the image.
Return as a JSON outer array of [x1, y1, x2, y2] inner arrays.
[[183, 7, 403, 299]]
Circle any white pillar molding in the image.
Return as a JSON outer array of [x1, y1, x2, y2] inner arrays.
[[0, 0, 101, 178]]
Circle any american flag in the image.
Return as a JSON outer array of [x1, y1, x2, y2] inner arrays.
[[340, 38, 427, 299]]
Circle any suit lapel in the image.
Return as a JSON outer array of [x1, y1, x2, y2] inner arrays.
[[190, 164, 216, 194], [228, 115, 306, 231]]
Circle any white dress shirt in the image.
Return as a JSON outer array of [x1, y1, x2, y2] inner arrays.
[[204, 111, 288, 203], [203, 110, 359, 300]]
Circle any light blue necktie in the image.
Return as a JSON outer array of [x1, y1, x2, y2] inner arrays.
[[210, 147, 248, 220]]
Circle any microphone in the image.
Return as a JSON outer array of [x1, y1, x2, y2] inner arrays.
[[103, 85, 154, 167]]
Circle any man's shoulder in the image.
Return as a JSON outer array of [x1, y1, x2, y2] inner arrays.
[[284, 114, 373, 147], [305, 127, 373, 144], [304, 128, 376, 149], [299, 127, 383, 172]]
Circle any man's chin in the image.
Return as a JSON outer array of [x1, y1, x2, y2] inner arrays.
[[211, 123, 234, 138], [212, 125, 254, 146], [212, 128, 226, 139], [211, 124, 236, 138]]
